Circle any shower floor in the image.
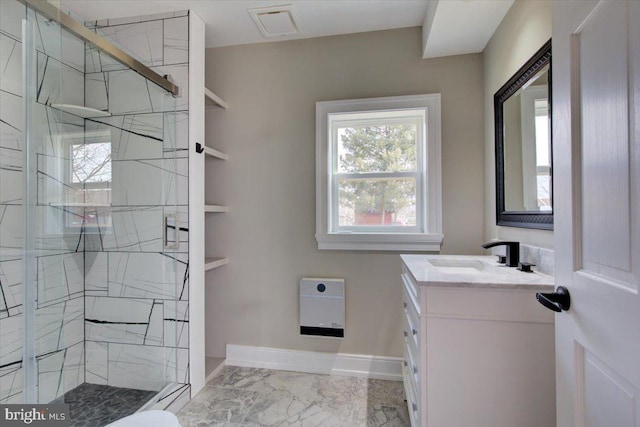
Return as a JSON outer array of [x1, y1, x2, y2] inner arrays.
[[51, 383, 156, 427]]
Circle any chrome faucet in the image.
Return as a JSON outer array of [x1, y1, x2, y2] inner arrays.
[[481, 241, 520, 267]]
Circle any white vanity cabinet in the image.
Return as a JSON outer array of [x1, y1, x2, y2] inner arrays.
[[400, 255, 556, 427]]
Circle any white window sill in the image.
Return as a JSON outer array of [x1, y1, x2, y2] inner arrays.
[[316, 233, 443, 251]]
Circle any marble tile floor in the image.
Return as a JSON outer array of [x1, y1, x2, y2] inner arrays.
[[177, 366, 410, 427], [51, 383, 157, 427]]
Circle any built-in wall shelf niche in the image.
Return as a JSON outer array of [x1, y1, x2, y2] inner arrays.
[[204, 257, 228, 271], [204, 145, 229, 160], [205, 204, 228, 213], [205, 87, 228, 109]]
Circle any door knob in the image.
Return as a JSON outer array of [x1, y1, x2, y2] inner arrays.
[[536, 286, 571, 312]]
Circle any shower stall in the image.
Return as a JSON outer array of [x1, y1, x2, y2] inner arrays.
[[1, 0, 189, 424]]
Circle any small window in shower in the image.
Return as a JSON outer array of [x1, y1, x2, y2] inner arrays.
[[64, 131, 112, 230]]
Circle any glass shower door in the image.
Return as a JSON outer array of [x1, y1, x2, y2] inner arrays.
[[22, 5, 85, 404], [21, 4, 182, 410], [0, 0, 28, 405]]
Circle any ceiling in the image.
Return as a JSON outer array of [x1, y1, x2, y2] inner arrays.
[[61, 0, 514, 57]]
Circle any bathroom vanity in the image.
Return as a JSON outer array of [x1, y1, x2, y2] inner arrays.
[[400, 255, 556, 427]]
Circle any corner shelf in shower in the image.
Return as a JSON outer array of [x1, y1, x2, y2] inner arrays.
[[205, 87, 228, 109], [50, 104, 112, 118], [205, 204, 228, 213], [204, 257, 228, 271], [49, 202, 111, 207]]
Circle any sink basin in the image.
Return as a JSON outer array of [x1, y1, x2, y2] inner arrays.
[[427, 259, 487, 274], [401, 254, 554, 290]]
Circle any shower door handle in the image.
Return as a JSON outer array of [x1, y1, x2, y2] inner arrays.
[[164, 213, 180, 250]]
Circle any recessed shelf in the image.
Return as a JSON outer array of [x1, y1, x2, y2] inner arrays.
[[203, 145, 229, 160], [205, 204, 228, 213], [205, 257, 228, 271], [50, 104, 112, 118], [205, 87, 229, 109]]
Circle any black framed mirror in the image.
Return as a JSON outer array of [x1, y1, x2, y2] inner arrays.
[[494, 39, 552, 230]]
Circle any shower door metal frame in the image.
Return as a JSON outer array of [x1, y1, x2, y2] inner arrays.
[[17, 0, 180, 96]]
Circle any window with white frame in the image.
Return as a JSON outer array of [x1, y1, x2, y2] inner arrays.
[[316, 94, 443, 251]]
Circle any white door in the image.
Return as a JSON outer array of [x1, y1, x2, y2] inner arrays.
[[553, 0, 640, 426]]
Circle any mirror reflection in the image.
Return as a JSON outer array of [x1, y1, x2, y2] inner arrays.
[[494, 39, 552, 229], [502, 65, 551, 212]]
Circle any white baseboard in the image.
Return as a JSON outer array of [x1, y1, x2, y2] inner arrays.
[[225, 344, 402, 381]]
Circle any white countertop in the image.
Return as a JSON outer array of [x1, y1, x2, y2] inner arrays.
[[401, 254, 555, 291]]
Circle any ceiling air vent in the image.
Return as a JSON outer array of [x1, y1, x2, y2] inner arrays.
[[248, 5, 301, 39]]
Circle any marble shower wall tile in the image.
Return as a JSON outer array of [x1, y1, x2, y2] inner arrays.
[[31, 207, 84, 255], [107, 343, 171, 391], [37, 253, 84, 307], [108, 252, 187, 299], [163, 17, 188, 65], [0, 91, 23, 151], [0, 0, 25, 41], [84, 252, 108, 296], [150, 63, 188, 110], [85, 296, 163, 345], [111, 158, 188, 206], [37, 341, 84, 403], [163, 111, 189, 158], [94, 206, 164, 252], [164, 300, 188, 349], [85, 46, 121, 74], [98, 69, 173, 115], [167, 347, 189, 384], [0, 205, 23, 262], [0, 366, 23, 403], [79, 10, 191, 390], [91, 10, 188, 29], [36, 52, 84, 107], [1, 33, 23, 96], [0, 259, 23, 317], [0, 314, 23, 371], [86, 113, 164, 160], [170, 205, 189, 253], [0, 147, 22, 205], [30, 9, 84, 73], [84, 72, 109, 111], [97, 20, 164, 69], [31, 103, 84, 157], [85, 341, 108, 385], [35, 296, 84, 355]]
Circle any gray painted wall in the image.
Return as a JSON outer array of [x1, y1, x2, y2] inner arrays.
[[203, 27, 485, 358]]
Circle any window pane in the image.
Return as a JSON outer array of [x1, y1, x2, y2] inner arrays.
[[337, 123, 417, 173], [71, 142, 112, 183], [338, 177, 416, 227]]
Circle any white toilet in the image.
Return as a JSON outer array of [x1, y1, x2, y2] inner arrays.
[[105, 410, 181, 427]]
